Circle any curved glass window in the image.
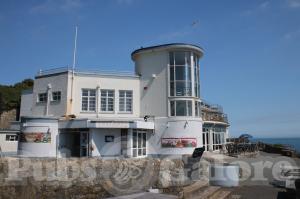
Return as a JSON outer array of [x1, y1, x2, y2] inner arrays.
[[194, 55, 200, 98], [169, 52, 192, 96], [170, 100, 192, 116]]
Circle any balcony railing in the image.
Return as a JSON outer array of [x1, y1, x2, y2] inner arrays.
[[36, 67, 136, 77], [201, 112, 228, 123]]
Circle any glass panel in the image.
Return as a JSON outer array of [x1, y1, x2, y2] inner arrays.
[[90, 90, 96, 96], [138, 133, 142, 148], [170, 101, 175, 116], [175, 66, 191, 81], [175, 51, 185, 65], [170, 82, 174, 96], [176, 81, 191, 96], [133, 149, 137, 157], [187, 101, 192, 116], [176, 101, 186, 116], [169, 52, 174, 65], [143, 148, 146, 155], [138, 149, 142, 156], [143, 133, 146, 147], [170, 66, 174, 81], [133, 132, 137, 148], [82, 90, 88, 96]]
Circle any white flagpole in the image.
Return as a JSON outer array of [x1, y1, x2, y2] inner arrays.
[[72, 26, 78, 71]]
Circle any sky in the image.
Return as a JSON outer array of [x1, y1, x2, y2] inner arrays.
[[0, 0, 299, 138]]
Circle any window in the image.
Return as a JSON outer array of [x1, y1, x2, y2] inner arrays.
[[119, 90, 133, 113], [169, 52, 192, 96], [132, 129, 147, 157], [105, 135, 114, 142], [81, 89, 96, 111], [101, 90, 114, 112], [52, 91, 61, 101], [6, 134, 18, 141], [170, 100, 192, 116], [38, 93, 47, 102]]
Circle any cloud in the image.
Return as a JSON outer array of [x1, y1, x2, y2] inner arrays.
[[283, 29, 300, 40], [287, 0, 300, 8], [242, 1, 270, 16], [29, 0, 82, 14]]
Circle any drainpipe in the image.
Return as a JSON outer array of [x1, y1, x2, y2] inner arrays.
[[46, 84, 52, 116]]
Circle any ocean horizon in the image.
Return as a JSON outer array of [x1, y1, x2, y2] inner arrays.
[[252, 137, 300, 153]]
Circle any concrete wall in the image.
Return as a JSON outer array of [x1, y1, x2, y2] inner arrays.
[[72, 74, 140, 118], [90, 128, 121, 157], [32, 73, 69, 117]]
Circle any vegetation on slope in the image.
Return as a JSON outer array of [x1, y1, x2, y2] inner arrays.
[[0, 79, 34, 114]]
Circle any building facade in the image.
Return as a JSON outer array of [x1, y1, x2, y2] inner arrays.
[[14, 43, 229, 157]]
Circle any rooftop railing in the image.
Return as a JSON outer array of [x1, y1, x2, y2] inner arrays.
[[201, 112, 228, 123], [36, 67, 137, 77]]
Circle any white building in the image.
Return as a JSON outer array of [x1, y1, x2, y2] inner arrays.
[[14, 43, 229, 158]]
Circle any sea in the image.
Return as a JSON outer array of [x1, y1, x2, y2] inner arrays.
[[251, 137, 300, 153]]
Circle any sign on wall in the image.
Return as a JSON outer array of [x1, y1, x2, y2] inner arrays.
[[161, 138, 197, 148], [20, 132, 51, 143]]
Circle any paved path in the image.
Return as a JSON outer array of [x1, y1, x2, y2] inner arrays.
[[107, 192, 177, 199]]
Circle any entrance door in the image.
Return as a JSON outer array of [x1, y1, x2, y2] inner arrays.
[[132, 130, 146, 157], [80, 132, 89, 157]]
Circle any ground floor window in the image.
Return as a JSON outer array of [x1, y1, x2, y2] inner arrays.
[[5, 134, 18, 141], [132, 129, 147, 157], [202, 127, 226, 151], [170, 100, 192, 116]]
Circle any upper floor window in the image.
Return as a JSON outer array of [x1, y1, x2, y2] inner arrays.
[[6, 134, 18, 141], [52, 91, 61, 101], [194, 55, 200, 98], [38, 93, 47, 103], [170, 100, 192, 116], [101, 90, 114, 112], [81, 89, 96, 112], [169, 52, 192, 96], [119, 90, 132, 113]]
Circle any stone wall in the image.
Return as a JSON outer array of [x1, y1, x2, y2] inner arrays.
[[0, 157, 209, 199], [0, 109, 16, 129]]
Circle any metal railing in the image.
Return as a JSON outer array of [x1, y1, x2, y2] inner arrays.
[[36, 67, 136, 77], [201, 112, 228, 123]]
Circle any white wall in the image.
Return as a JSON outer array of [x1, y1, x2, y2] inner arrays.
[[72, 74, 140, 118], [135, 51, 169, 117], [18, 118, 58, 157], [20, 90, 33, 117], [90, 128, 121, 157], [0, 134, 18, 153], [32, 73, 69, 117], [147, 118, 203, 156]]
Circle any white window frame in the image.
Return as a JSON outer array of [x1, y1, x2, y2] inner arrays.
[[132, 129, 147, 158], [119, 90, 133, 113], [38, 93, 47, 103], [169, 99, 193, 117], [81, 89, 96, 112], [52, 91, 61, 102], [100, 89, 115, 112], [5, 134, 18, 141]]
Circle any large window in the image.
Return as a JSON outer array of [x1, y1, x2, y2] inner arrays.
[[81, 89, 96, 111], [169, 52, 192, 96], [119, 90, 133, 113], [132, 129, 147, 157], [101, 90, 114, 112], [170, 100, 192, 116], [195, 101, 201, 117]]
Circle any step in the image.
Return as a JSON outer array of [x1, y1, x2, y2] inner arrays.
[[209, 189, 232, 199], [188, 186, 221, 199], [180, 180, 209, 199]]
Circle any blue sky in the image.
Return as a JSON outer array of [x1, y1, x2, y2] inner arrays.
[[0, 0, 300, 138]]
